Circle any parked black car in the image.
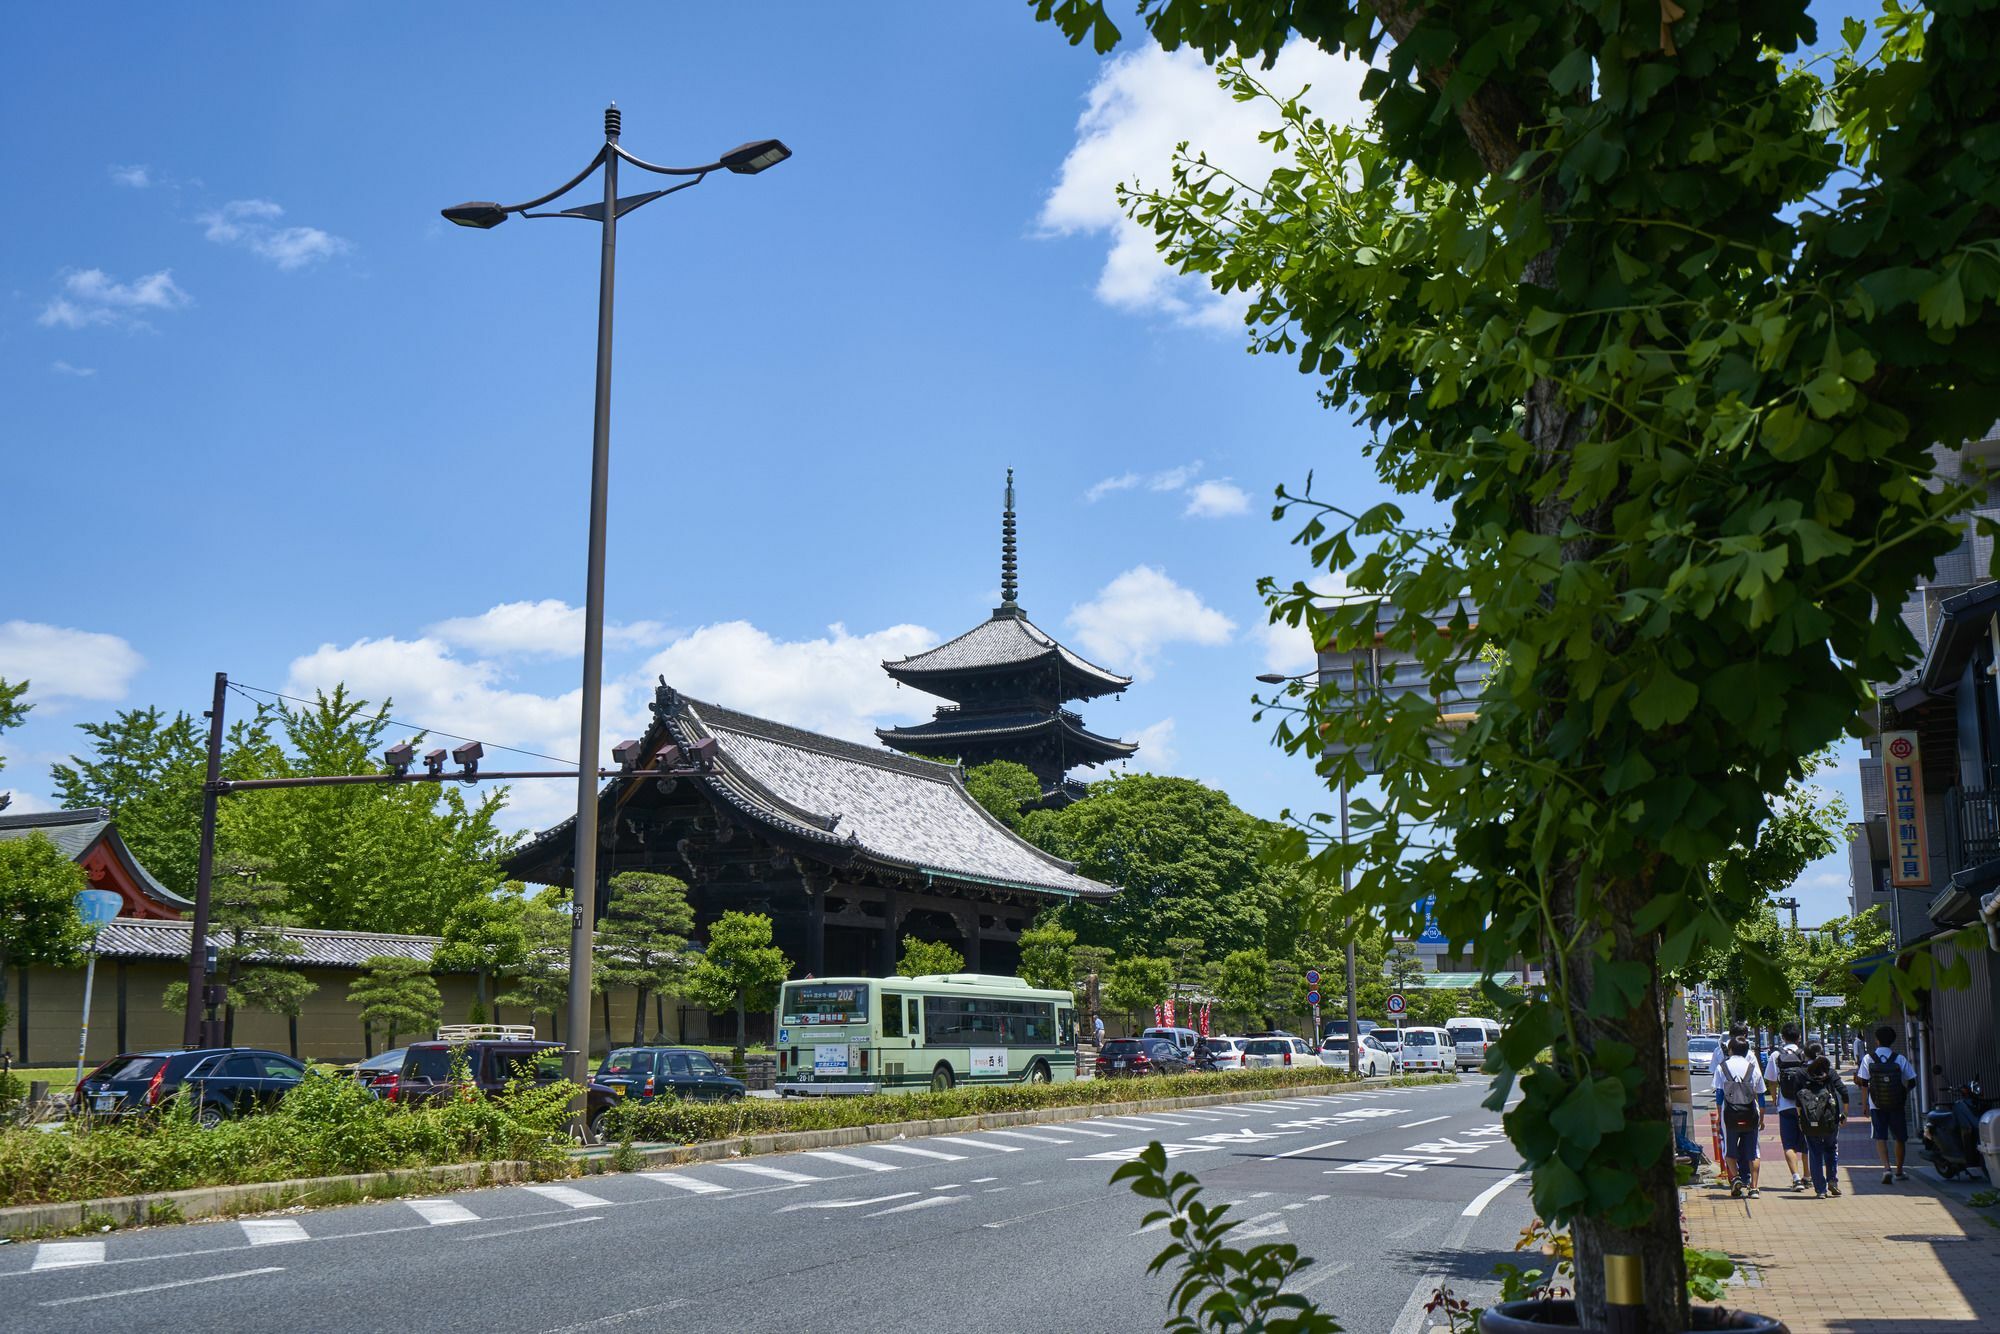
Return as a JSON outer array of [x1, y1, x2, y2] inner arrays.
[[596, 1047, 748, 1105], [381, 1035, 623, 1139], [1094, 1036, 1192, 1078], [76, 1048, 305, 1127]]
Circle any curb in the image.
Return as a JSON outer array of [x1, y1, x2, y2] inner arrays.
[[2, 1072, 1449, 1236]]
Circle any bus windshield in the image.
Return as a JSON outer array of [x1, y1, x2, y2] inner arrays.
[[783, 982, 870, 1026]]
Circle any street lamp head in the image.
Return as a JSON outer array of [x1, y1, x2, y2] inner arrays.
[[442, 201, 510, 230], [1256, 673, 1291, 685], [719, 139, 791, 175]]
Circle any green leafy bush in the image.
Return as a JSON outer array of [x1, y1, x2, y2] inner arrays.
[[0, 1068, 576, 1208], [607, 1067, 1367, 1144]]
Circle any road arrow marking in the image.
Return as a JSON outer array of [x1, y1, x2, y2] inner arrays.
[[777, 1192, 917, 1212]]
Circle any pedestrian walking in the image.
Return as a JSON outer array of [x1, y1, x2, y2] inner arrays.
[[1796, 1044, 1844, 1198], [1092, 1013, 1104, 1047], [1855, 1023, 1919, 1184], [1715, 1034, 1764, 1198], [1765, 1022, 1811, 1190]]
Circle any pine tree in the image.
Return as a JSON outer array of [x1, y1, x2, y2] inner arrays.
[[686, 912, 791, 1069], [496, 890, 572, 1036], [161, 860, 315, 1045], [594, 872, 695, 1046], [895, 936, 964, 979], [348, 956, 442, 1048]]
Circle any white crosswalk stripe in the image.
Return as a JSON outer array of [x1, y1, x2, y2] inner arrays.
[[33, 1242, 105, 1270], [639, 1172, 732, 1194], [867, 1143, 965, 1162], [523, 1184, 612, 1209], [1050, 1122, 1115, 1137], [976, 1129, 1072, 1146], [1176, 1110, 1232, 1120], [804, 1151, 901, 1173], [926, 1135, 1024, 1153], [1098, 1116, 1178, 1128], [708, 1161, 825, 1183], [240, 1219, 308, 1246], [406, 1198, 479, 1225]]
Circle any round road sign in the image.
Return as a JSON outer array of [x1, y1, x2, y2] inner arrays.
[[1386, 992, 1407, 1016], [1306, 990, 1321, 1006], [1305, 968, 1321, 986]]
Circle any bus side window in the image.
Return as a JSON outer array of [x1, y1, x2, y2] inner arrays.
[[882, 993, 904, 1038], [1059, 1008, 1075, 1046], [908, 999, 921, 1037]]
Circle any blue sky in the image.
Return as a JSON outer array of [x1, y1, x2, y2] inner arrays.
[[1, 4, 1865, 923]]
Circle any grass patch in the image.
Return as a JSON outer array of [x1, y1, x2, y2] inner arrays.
[[0, 1069, 576, 1210], [608, 1066, 1376, 1145]]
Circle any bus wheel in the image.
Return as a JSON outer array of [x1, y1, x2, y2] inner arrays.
[[1027, 1060, 1051, 1085], [931, 1064, 956, 1092]]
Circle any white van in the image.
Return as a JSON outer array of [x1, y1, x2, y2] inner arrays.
[[1392, 1026, 1455, 1074], [1445, 1018, 1502, 1072], [1141, 1026, 1201, 1055]]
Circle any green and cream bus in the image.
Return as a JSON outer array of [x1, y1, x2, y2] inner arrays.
[[773, 973, 1077, 1095]]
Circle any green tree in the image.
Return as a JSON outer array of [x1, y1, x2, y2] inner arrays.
[[0, 677, 29, 777], [595, 872, 695, 1046], [686, 911, 791, 1067], [162, 862, 315, 1044], [896, 935, 965, 978], [0, 833, 91, 1030], [1034, 0, 2000, 1320], [496, 889, 572, 1034], [1215, 947, 1271, 1027], [963, 760, 1043, 829], [348, 955, 441, 1048], [1382, 942, 1425, 993], [435, 884, 531, 1021], [1026, 774, 1284, 959], [1102, 955, 1171, 1031], [1016, 920, 1076, 993], [1263, 958, 1303, 1031]]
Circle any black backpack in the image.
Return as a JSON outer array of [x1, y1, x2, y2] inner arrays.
[[1775, 1046, 1809, 1100], [1796, 1079, 1842, 1136], [1867, 1048, 1908, 1110]]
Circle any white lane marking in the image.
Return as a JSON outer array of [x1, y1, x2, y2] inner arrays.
[[972, 1176, 998, 1183], [1308, 1193, 1330, 1202], [408, 1197, 480, 1224], [1051, 1123, 1115, 1137], [453, 1217, 598, 1242], [708, 1161, 825, 1183], [1260, 1137, 1348, 1163], [538, 1298, 694, 1333], [1234, 1211, 1290, 1240], [777, 1192, 916, 1212], [1098, 1116, 1179, 1129], [39, 1266, 284, 1307], [927, 1135, 1022, 1153], [1386, 1215, 1440, 1240], [1250, 1191, 1273, 1199], [1400, 1115, 1450, 1129], [1462, 1172, 1526, 1217], [240, 1219, 308, 1246], [523, 1184, 612, 1209], [976, 1129, 1071, 1146], [1140, 1115, 1194, 1125], [804, 1151, 901, 1173], [638, 1172, 731, 1195], [33, 1242, 105, 1270], [870, 1143, 965, 1162], [1286, 1260, 1354, 1295], [1283, 1203, 1307, 1211], [1177, 1110, 1232, 1120], [864, 1195, 962, 1218], [981, 1198, 1096, 1230], [932, 1184, 962, 1191]]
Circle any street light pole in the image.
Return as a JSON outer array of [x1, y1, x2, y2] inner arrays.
[[1339, 779, 1360, 1075]]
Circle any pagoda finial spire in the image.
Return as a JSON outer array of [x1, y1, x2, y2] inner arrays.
[[999, 468, 1020, 612]]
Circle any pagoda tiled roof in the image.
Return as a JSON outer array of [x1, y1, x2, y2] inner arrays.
[[0, 806, 193, 913], [883, 610, 1130, 698], [506, 687, 1114, 901], [875, 709, 1138, 761]]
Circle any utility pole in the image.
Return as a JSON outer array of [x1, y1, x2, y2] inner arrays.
[[182, 672, 228, 1047]]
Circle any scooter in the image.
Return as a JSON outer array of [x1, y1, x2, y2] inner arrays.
[[1922, 1079, 1994, 1179]]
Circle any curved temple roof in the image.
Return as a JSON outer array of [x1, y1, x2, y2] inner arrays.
[[875, 709, 1137, 763], [883, 611, 1131, 701]]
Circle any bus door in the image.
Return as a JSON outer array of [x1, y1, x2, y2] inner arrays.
[[879, 989, 918, 1087]]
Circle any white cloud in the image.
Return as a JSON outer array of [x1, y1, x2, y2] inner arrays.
[[37, 268, 190, 330], [1130, 717, 1179, 771], [1085, 472, 1142, 502], [108, 164, 151, 188], [50, 361, 96, 377], [1085, 461, 1217, 511], [1184, 479, 1250, 517], [1040, 42, 1367, 326], [1255, 618, 1318, 676], [429, 600, 673, 658], [0, 621, 145, 702], [200, 198, 350, 270], [1066, 566, 1236, 680]]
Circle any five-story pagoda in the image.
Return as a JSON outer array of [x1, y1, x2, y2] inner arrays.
[[877, 471, 1136, 806]]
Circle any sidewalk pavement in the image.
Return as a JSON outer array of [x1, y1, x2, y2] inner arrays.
[[1682, 1103, 2000, 1332]]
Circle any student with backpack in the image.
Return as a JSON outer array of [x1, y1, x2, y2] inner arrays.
[[1764, 1021, 1811, 1190], [1795, 1044, 1845, 1197], [1714, 1034, 1764, 1197], [1855, 1023, 1919, 1183]]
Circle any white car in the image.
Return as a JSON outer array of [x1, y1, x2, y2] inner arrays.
[[1241, 1036, 1321, 1069], [1323, 1032, 1395, 1077], [1202, 1036, 1248, 1070], [1446, 1017, 1503, 1072], [1391, 1026, 1455, 1074], [1686, 1034, 1722, 1078]]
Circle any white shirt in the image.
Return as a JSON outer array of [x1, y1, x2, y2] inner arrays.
[[1856, 1047, 1918, 1090], [1763, 1044, 1805, 1112]]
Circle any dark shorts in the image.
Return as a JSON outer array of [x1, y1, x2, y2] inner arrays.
[[1871, 1104, 1909, 1142], [1777, 1107, 1804, 1153], [1725, 1125, 1759, 1171]]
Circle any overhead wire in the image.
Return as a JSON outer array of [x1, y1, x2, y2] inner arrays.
[[223, 680, 580, 767]]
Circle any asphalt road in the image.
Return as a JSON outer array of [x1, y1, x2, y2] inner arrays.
[[2, 1077, 1533, 1333]]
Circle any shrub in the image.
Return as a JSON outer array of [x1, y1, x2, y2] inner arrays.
[[607, 1066, 1366, 1144]]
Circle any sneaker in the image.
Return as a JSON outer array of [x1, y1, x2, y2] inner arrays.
[[1793, 1175, 1806, 1190], [1815, 1191, 1827, 1198], [1747, 1187, 1761, 1199], [1830, 1183, 1841, 1196], [1896, 1170, 1909, 1181], [1730, 1182, 1744, 1198], [1884, 1171, 1895, 1184]]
